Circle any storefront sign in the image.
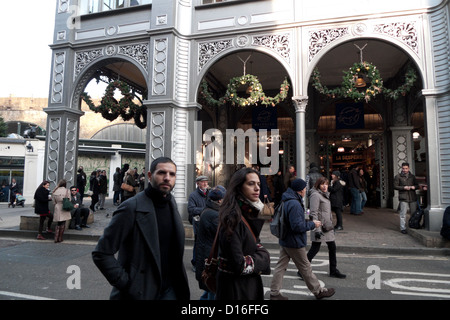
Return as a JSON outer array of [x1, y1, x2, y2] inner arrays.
[[333, 152, 365, 163]]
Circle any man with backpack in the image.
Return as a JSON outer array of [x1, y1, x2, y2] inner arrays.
[[394, 162, 419, 234], [269, 178, 335, 300]]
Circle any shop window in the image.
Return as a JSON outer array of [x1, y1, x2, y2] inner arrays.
[[0, 170, 24, 203], [79, 0, 151, 15]]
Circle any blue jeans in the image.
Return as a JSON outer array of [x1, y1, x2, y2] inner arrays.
[[360, 191, 367, 209], [200, 290, 215, 300], [350, 188, 362, 214], [113, 190, 120, 204]]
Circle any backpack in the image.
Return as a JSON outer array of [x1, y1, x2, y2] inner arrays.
[[408, 200, 424, 229], [270, 201, 288, 239]]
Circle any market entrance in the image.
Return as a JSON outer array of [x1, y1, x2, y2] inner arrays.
[[316, 101, 384, 207], [307, 38, 424, 209]]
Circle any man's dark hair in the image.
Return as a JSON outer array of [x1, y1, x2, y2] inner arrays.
[[401, 162, 410, 167], [149, 157, 177, 173]]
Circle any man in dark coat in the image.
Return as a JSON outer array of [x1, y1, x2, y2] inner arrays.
[[194, 186, 226, 300], [76, 166, 87, 204], [92, 157, 190, 300], [329, 170, 345, 230], [348, 165, 363, 215], [393, 162, 419, 234], [270, 179, 335, 300], [306, 163, 323, 197], [188, 175, 209, 270], [112, 167, 121, 206], [69, 186, 90, 230]]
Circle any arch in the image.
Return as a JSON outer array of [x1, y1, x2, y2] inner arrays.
[[71, 56, 149, 111], [304, 35, 425, 95], [91, 123, 147, 143], [195, 46, 294, 102]]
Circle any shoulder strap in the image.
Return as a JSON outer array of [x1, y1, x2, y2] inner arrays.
[[241, 216, 257, 243], [207, 223, 221, 260]]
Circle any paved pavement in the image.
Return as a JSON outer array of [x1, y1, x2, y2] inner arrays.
[[1, 198, 449, 255]]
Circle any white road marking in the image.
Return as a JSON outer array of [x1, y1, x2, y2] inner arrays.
[[0, 290, 56, 300]]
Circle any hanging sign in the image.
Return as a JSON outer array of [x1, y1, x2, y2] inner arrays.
[[252, 106, 277, 131], [336, 102, 364, 129]]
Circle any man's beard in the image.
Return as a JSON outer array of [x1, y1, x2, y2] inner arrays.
[[151, 180, 174, 195]]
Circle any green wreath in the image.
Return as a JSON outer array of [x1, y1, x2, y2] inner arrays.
[[201, 74, 290, 107], [81, 80, 147, 129], [312, 62, 417, 102]]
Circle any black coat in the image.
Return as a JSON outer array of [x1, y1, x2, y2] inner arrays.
[[99, 175, 108, 194], [34, 185, 51, 216], [194, 198, 220, 290], [441, 206, 450, 240], [187, 187, 207, 224], [92, 191, 190, 300], [329, 179, 345, 208], [216, 204, 270, 300]]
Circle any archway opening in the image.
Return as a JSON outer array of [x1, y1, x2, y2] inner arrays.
[[308, 38, 424, 209], [73, 59, 148, 195], [197, 49, 293, 187], [78, 59, 148, 139]]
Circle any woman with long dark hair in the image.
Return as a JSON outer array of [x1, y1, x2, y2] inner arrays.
[[34, 180, 53, 240], [216, 167, 271, 300]]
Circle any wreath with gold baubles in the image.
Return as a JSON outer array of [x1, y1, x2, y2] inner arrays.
[[81, 80, 147, 129], [201, 74, 290, 107], [312, 61, 417, 103]]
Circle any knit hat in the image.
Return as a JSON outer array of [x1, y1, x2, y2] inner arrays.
[[291, 178, 307, 192], [208, 186, 226, 201], [332, 170, 341, 177]]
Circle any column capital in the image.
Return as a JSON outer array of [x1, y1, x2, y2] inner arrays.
[[292, 96, 308, 112]]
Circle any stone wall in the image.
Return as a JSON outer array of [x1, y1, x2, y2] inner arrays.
[[0, 97, 131, 139]]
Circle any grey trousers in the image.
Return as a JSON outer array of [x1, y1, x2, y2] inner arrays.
[[399, 201, 417, 230], [270, 246, 322, 296]]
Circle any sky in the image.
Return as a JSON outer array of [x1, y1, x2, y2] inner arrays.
[[0, 1, 56, 98]]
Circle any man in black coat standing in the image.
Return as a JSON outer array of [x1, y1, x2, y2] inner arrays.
[[76, 166, 87, 204], [188, 175, 209, 270], [329, 171, 345, 230], [92, 157, 190, 300], [194, 186, 226, 300]]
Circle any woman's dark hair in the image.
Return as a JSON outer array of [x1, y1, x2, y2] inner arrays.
[[219, 167, 259, 237], [40, 180, 50, 188], [314, 176, 329, 190]]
